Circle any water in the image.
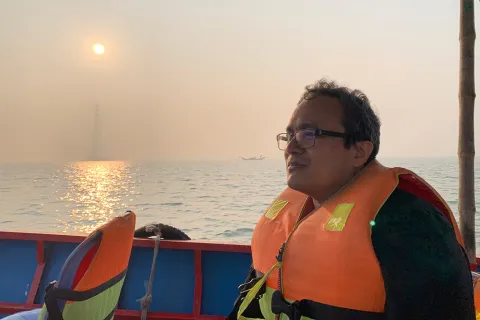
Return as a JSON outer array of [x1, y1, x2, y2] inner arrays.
[[1, 157, 480, 248]]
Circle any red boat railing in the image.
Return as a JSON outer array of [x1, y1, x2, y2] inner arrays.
[[0, 231, 251, 319], [1, 231, 479, 319]]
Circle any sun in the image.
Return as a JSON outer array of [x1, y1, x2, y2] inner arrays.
[[92, 43, 105, 55]]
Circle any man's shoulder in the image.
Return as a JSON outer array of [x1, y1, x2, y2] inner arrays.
[[379, 187, 447, 219], [373, 186, 466, 268], [382, 187, 419, 209], [371, 186, 475, 319], [374, 187, 456, 236]]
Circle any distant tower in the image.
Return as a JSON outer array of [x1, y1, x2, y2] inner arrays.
[[89, 104, 101, 160]]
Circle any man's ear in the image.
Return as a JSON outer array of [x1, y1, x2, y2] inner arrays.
[[352, 140, 374, 167]]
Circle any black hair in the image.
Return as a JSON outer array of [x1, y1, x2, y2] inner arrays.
[[299, 78, 381, 164]]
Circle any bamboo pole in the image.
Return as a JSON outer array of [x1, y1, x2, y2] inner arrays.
[[459, 0, 476, 264]]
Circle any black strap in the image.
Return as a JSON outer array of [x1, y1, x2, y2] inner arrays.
[[225, 266, 265, 319], [271, 290, 302, 320], [44, 281, 63, 320], [271, 290, 385, 320], [44, 269, 127, 320]]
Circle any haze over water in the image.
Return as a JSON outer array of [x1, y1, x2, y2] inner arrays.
[[2, 158, 480, 254], [2, 1, 480, 164]]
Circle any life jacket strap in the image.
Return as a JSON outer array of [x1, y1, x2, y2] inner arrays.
[[271, 290, 386, 320], [226, 266, 265, 319], [237, 261, 281, 319], [43, 269, 127, 320]]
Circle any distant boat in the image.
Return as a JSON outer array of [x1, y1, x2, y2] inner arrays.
[[240, 155, 266, 160]]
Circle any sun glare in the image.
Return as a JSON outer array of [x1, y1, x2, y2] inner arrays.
[[92, 43, 105, 55]]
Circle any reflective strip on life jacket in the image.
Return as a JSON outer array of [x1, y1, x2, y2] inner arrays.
[[238, 262, 281, 319], [41, 269, 126, 320]]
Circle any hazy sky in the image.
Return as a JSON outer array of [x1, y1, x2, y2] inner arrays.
[[0, 0, 477, 162]]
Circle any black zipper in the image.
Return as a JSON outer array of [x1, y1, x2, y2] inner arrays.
[[275, 242, 287, 320], [276, 242, 287, 289], [271, 170, 363, 319], [274, 199, 307, 320]]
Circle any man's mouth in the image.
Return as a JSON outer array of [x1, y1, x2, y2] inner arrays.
[[287, 161, 307, 172]]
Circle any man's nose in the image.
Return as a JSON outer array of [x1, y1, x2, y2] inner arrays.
[[285, 138, 303, 155]]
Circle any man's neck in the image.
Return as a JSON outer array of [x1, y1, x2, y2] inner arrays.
[[312, 198, 323, 209], [311, 170, 362, 209]]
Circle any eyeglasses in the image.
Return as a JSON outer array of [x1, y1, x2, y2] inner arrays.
[[276, 128, 346, 150]]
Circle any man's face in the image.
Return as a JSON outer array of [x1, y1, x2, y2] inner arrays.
[[283, 95, 358, 197]]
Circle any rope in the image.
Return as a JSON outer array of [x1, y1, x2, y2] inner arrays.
[[137, 224, 162, 320]]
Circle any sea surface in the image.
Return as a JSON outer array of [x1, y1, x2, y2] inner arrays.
[[1, 157, 480, 248]]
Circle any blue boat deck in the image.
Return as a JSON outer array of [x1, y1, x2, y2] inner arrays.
[[0, 231, 252, 319]]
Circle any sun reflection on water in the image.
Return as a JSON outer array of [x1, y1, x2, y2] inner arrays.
[[56, 161, 136, 234]]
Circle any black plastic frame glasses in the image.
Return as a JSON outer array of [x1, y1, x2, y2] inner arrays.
[[276, 128, 346, 150]]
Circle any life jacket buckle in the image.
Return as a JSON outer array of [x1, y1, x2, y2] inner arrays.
[[271, 290, 302, 320], [45, 280, 57, 293]]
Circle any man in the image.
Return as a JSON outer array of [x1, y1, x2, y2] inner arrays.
[[228, 79, 475, 319]]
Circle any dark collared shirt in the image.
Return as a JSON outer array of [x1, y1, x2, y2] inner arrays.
[[371, 188, 475, 319]]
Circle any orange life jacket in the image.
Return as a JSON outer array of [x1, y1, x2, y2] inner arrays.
[[39, 210, 136, 319], [473, 272, 480, 318], [238, 160, 465, 319]]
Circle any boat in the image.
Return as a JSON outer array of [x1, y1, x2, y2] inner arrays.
[[0, 229, 252, 319], [1, 225, 480, 320], [239, 155, 265, 160]]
